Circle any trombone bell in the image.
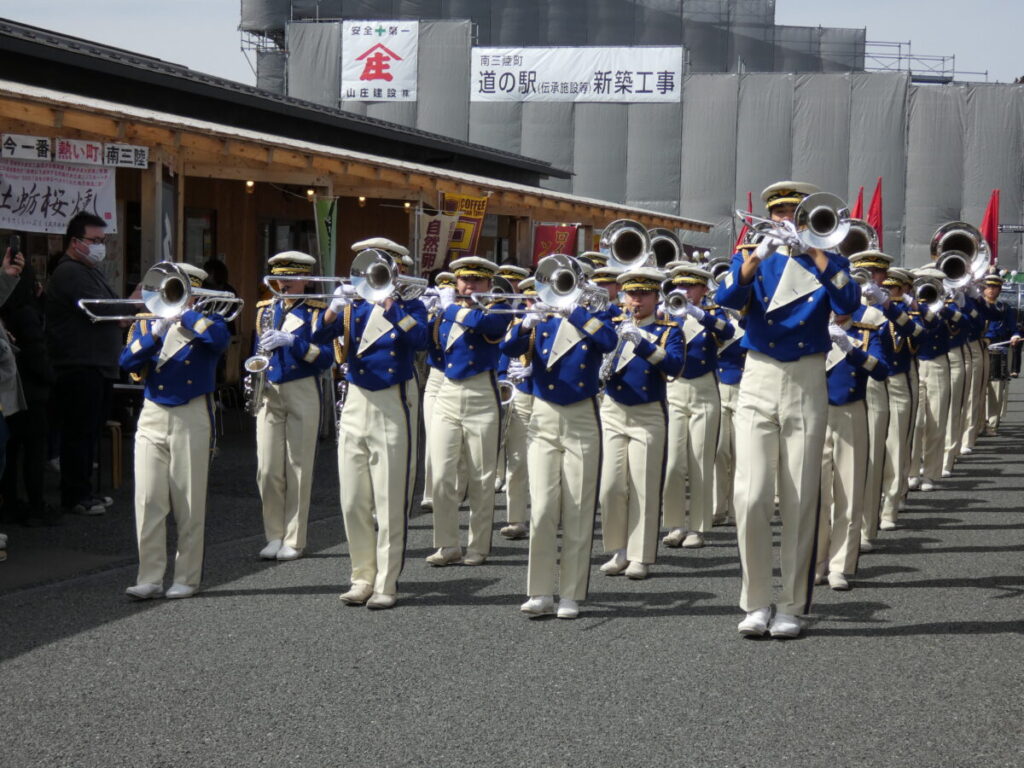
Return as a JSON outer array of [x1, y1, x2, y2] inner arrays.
[[794, 193, 851, 250]]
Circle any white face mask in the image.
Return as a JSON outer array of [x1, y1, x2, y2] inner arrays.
[[84, 243, 106, 264]]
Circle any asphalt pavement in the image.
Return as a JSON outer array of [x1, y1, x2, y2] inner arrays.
[[2, 388, 1023, 767]]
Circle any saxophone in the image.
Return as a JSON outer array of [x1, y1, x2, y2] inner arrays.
[[243, 300, 276, 415]]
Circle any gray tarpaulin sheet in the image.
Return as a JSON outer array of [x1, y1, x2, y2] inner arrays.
[[490, 0, 540, 46], [635, 0, 685, 45], [415, 20, 471, 140], [820, 27, 866, 74], [680, 74, 739, 253], [573, 104, 628, 204], [540, 0, 589, 46], [240, 0, 290, 32], [773, 25, 821, 73], [589, 0, 636, 45], [627, 103, 681, 214], [286, 21, 342, 107], [792, 74, 851, 198], [905, 85, 967, 266], [849, 73, 908, 259], [256, 50, 287, 95], [469, 102, 523, 155], [521, 103, 574, 194], [735, 74, 794, 217]]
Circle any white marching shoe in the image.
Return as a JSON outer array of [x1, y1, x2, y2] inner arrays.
[[126, 583, 163, 600], [520, 595, 555, 616], [259, 539, 283, 559], [556, 598, 579, 619], [738, 606, 771, 637], [165, 583, 197, 599], [276, 545, 303, 561], [600, 549, 628, 575], [768, 612, 804, 638]]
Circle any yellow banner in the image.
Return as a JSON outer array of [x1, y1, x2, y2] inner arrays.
[[441, 192, 488, 262]]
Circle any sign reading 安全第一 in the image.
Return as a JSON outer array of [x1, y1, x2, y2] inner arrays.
[[471, 47, 684, 103], [342, 21, 419, 102]]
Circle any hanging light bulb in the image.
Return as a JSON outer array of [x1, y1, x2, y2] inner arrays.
[[358, 196, 367, 208], [245, 180, 255, 194]]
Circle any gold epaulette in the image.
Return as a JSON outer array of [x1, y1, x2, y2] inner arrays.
[[306, 299, 327, 309], [704, 303, 720, 311], [851, 321, 880, 331], [257, 299, 274, 307], [660, 320, 680, 327]]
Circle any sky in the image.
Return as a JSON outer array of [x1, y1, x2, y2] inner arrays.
[[0, 0, 1020, 84]]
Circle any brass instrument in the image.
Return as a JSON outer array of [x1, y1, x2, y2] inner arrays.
[[648, 227, 682, 268], [705, 256, 732, 294], [599, 310, 635, 382], [243, 298, 276, 416], [660, 279, 690, 318], [351, 248, 428, 302], [263, 275, 348, 299], [470, 276, 542, 313], [930, 222, 989, 290], [838, 218, 880, 258], [913, 276, 946, 315], [734, 192, 851, 253], [852, 267, 890, 305], [600, 219, 653, 270], [78, 261, 244, 322]]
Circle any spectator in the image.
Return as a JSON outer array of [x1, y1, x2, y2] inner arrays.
[[0, 241, 26, 557], [45, 212, 122, 516], [1, 262, 57, 526]]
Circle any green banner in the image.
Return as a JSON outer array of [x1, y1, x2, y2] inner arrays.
[[314, 197, 338, 275]]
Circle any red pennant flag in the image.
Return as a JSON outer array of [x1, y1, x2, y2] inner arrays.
[[867, 177, 883, 250], [850, 186, 864, 219], [733, 191, 753, 251], [980, 189, 1000, 263]]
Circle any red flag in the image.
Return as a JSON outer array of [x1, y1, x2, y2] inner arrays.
[[850, 186, 864, 219], [867, 177, 883, 250], [980, 189, 1000, 263], [733, 191, 753, 251]]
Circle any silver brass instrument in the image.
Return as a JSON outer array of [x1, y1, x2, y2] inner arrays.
[[852, 267, 889, 305], [660, 279, 690, 318], [351, 248, 428, 302], [78, 261, 244, 323], [243, 296, 277, 416], [705, 256, 732, 294], [838, 218, 880, 258], [263, 275, 347, 300], [648, 228, 682, 268], [734, 192, 851, 253], [930, 222, 989, 290], [470, 275, 541, 313], [335, 363, 350, 440], [535, 254, 610, 311], [913, 276, 946, 315], [599, 311, 634, 383], [600, 219, 653, 270]]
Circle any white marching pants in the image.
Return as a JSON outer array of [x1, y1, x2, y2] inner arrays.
[[256, 376, 321, 550], [880, 372, 914, 526], [965, 339, 987, 448], [817, 400, 867, 577], [133, 395, 213, 588], [420, 366, 443, 505], [861, 377, 889, 543], [732, 351, 827, 616], [943, 345, 967, 473], [713, 381, 740, 524], [912, 355, 950, 483], [600, 398, 667, 564], [504, 391, 534, 525], [663, 372, 720, 534]]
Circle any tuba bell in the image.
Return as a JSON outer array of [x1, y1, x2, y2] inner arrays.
[[600, 219, 652, 271], [913, 276, 946, 315], [648, 228, 682, 268], [930, 222, 989, 289], [838, 218, 879, 258]]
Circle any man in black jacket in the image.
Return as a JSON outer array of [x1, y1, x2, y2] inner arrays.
[[45, 212, 122, 516]]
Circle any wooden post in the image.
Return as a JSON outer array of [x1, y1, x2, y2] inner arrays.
[[139, 159, 163, 273]]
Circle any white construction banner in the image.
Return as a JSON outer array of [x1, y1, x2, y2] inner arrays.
[[0, 158, 118, 234], [342, 20, 418, 102], [471, 46, 683, 103]]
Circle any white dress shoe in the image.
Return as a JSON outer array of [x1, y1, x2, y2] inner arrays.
[[898, 499, 908, 511], [662, 528, 686, 547], [499, 522, 528, 540], [682, 532, 705, 548], [276, 545, 303, 561], [908, 476, 920, 490], [919, 480, 936, 492], [339, 583, 373, 605], [960, 446, 973, 455], [125, 583, 163, 600], [737, 606, 771, 637], [520, 595, 554, 615], [426, 546, 463, 566], [556, 598, 579, 619], [420, 498, 433, 512], [600, 549, 628, 575], [463, 550, 487, 566], [859, 538, 874, 552], [259, 539, 283, 559], [769, 612, 804, 638], [624, 561, 649, 580], [828, 572, 850, 591], [366, 593, 397, 610], [165, 583, 197, 599], [940, 470, 953, 479], [879, 519, 897, 531]]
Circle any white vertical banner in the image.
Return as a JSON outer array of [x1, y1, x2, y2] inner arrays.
[[418, 210, 458, 272], [471, 47, 684, 103], [342, 20, 418, 102]]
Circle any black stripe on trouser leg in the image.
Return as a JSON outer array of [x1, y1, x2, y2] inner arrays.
[[397, 379, 412, 583], [580, 396, 603, 600], [650, 399, 670, 564], [803, 461, 823, 617], [488, 370, 502, 464]]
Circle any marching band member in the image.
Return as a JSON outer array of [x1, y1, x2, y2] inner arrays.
[[494, 265, 531, 495], [498, 277, 537, 541], [121, 264, 230, 599], [420, 271, 455, 513], [253, 252, 333, 562], [591, 266, 624, 319], [579, 250, 610, 270], [599, 268, 684, 579], [878, 268, 934, 530], [712, 247, 750, 527], [942, 285, 973, 476], [958, 282, 991, 455], [908, 267, 956, 492], [314, 263, 427, 609], [982, 272, 1020, 435], [426, 257, 511, 567], [502, 274, 617, 619], [716, 181, 860, 638], [661, 263, 734, 549], [817, 313, 889, 590]]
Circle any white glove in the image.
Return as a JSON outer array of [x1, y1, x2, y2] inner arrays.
[[329, 285, 351, 314], [861, 282, 887, 306], [520, 312, 542, 331], [507, 360, 532, 380], [439, 286, 456, 310], [952, 289, 966, 306], [753, 237, 779, 260], [260, 329, 295, 351], [151, 316, 177, 338], [828, 324, 853, 353], [420, 293, 439, 313], [684, 303, 706, 322], [619, 325, 643, 345], [556, 302, 578, 317]]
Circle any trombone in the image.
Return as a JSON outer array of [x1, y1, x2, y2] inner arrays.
[[78, 261, 244, 322], [351, 248, 428, 302], [734, 192, 852, 253], [472, 254, 608, 314], [852, 267, 890, 304], [912, 276, 946, 315], [263, 275, 348, 300]]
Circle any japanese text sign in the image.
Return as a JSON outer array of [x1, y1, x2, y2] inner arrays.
[[441, 193, 488, 262], [471, 46, 683, 103], [533, 224, 579, 265], [1, 134, 52, 161], [342, 21, 418, 102], [0, 159, 118, 234], [418, 210, 458, 271]]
